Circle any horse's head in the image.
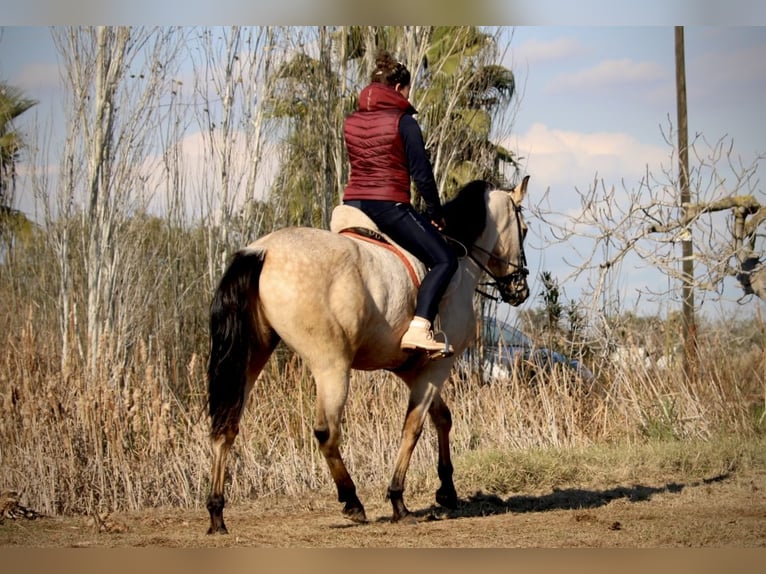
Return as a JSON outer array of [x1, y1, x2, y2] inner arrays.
[[443, 177, 531, 306], [484, 176, 530, 306]]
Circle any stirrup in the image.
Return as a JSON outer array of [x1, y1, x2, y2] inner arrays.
[[427, 330, 454, 359]]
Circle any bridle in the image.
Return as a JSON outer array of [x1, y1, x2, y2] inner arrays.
[[467, 197, 529, 305]]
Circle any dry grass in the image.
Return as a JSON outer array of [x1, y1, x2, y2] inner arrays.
[[1, 230, 764, 517], [1, 303, 764, 518]]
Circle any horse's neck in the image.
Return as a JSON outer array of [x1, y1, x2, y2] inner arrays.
[[438, 221, 500, 338]]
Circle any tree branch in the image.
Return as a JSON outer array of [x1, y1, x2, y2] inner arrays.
[[646, 195, 762, 234]]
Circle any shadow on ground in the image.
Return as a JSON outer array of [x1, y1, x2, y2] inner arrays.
[[403, 473, 730, 522]]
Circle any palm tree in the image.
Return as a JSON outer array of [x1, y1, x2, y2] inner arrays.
[[266, 26, 415, 228], [266, 26, 518, 226], [415, 26, 518, 197], [266, 33, 350, 229], [0, 82, 37, 244]]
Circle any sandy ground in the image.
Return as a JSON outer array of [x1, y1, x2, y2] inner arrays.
[[2, 469, 764, 548]]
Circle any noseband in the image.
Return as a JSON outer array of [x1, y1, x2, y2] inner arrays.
[[468, 199, 529, 305]]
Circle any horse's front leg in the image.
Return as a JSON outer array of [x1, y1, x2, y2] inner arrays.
[[429, 394, 458, 510], [387, 381, 440, 524]]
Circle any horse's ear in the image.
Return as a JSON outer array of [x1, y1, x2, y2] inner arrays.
[[510, 175, 529, 205]]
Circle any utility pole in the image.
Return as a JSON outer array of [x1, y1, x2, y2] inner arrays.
[[675, 26, 697, 381]]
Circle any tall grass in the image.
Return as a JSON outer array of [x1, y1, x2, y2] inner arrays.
[[1, 303, 763, 516], [1, 221, 764, 516]]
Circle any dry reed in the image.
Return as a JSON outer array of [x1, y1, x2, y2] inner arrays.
[[1, 306, 763, 516]]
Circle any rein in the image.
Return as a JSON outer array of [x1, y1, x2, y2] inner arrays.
[[446, 198, 528, 302], [468, 244, 529, 301]]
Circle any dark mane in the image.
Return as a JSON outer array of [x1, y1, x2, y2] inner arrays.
[[442, 180, 491, 250]]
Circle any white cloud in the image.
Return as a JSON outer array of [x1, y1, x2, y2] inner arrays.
[[508, 122, 669, 191], [512, 36, 585, 65], [548, 58, 668, 93]]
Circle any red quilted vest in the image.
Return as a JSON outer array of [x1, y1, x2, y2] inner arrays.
[[343, 83, 415, 203]]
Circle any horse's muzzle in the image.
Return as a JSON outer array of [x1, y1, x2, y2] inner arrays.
[[497, 270, 530, 307]]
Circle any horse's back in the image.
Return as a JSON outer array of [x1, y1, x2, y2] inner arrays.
[[330, 204, 426, 286]]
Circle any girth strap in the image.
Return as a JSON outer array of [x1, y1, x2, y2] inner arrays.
[[339, 227, 421, 289]]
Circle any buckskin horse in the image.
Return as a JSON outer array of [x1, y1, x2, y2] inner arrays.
[[205, 177, 531, 533]]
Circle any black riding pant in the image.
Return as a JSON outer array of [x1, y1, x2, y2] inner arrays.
[[344, 200, 458, 323]]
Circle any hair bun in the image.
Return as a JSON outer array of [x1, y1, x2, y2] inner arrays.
[[371, 50, 410, 87]]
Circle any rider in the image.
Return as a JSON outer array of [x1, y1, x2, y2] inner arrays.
[[342, 50, 458, 356]]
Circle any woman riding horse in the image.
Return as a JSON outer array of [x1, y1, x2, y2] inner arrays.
[[343, 50, 458, 356], [205, 176, 530, 534]]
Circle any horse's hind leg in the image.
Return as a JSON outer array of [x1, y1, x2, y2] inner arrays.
[[207, 427, 237, 534], [312, 368, 367, 523], [207, 343, 276, 535], [429, 394, 458, 510]]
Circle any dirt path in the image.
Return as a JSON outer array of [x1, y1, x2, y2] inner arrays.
[[2, 469, 764, 548]]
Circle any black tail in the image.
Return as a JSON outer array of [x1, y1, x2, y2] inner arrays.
[[207, 249, 274, 437]]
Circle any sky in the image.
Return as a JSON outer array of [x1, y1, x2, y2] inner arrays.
[[1, 23, 765, 322], [499, 26, 766, 320]]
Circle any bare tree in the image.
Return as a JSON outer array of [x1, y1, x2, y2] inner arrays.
[[188, 26, 278, 286], [645, 148, 766, 302], [414, 26, 518, 196], [49, 26, 185, 377], [533, 126, 765, 336], [266, 26, 353, 229]]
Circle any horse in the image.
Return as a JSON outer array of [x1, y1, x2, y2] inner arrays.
[[205, 177, 531, 534]]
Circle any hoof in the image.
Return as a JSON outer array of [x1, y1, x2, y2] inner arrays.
[[436, 486, 458, 510], [206, 493, 228, 535], [388, 488, 413, 524], [342, 503, 368, 524], [207, 523, 228, 535]]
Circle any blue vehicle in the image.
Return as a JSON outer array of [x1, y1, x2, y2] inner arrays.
[[477, 317, 594, 383]]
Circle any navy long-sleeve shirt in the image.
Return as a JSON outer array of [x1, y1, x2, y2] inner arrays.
[[399, 114, 443, 221]]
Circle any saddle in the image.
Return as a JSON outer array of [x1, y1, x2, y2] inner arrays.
[[330, 204, 426, 288]]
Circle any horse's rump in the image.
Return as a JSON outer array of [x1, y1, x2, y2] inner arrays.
[[251, 226, 418, 369]]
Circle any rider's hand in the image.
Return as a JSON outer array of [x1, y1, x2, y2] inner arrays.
[[431, 217, 446, 231]]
